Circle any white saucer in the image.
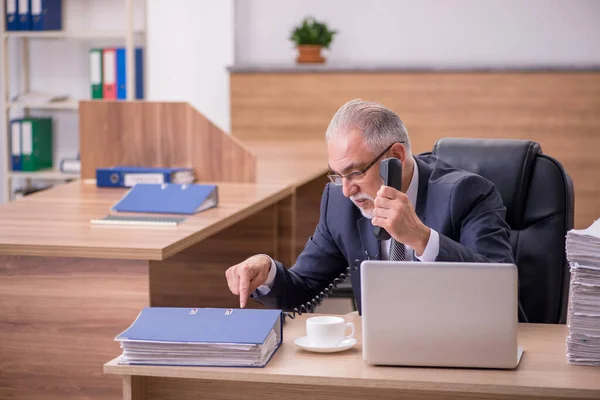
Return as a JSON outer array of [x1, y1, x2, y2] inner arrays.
[[294, 336, 357, 353]]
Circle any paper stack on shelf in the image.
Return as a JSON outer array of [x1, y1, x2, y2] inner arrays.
[[566, 218, 600, 366], [115, 307, 283, 368], [60, 155, 80, 174], [11, 92, 70, 105]]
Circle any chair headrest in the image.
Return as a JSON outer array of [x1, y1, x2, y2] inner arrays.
[[432, 138, 541, 228]]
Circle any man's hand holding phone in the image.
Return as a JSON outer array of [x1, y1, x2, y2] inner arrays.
[[372, 185, 430, 256]]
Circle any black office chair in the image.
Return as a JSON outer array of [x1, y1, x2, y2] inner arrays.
[[428, 138, 574, 324]]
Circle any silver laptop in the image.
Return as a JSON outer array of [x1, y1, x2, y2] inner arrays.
[[361, 261, 524, 369]]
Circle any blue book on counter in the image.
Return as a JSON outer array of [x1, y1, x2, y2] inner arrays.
[[97, 166, 195, 188], [112, 183, 218, 215], [115, 307, 283, 367]]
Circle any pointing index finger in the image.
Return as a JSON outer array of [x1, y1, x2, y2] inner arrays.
[[239, 270, 251, 308]]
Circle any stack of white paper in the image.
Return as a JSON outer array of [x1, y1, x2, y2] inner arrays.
[[119, 329, 280, 367], [11, 91, 70, 105], [566, 218, 600, 366]]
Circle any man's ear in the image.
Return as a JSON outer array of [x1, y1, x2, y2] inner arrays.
[[390, 142, 407, 162]]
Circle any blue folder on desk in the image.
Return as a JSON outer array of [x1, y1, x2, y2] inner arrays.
[[115, 307, 283, 367], [112, 183, 218, 215]]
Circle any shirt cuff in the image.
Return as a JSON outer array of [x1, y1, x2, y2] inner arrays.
[[254, 256, 277, 296], [415, 229, 440, 262]]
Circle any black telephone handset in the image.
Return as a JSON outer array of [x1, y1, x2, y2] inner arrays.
[[373, 157, 403, 241]]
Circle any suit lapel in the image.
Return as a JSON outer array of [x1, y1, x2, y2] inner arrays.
[[414, 156, 431, 225], [357, 217, 381, 260], [412, 156, 435, 261]]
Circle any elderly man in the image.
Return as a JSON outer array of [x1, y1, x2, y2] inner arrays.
[[225, 99, 514, 312]]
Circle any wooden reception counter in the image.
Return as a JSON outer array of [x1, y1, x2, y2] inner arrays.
[[230, 65, 600, 229]]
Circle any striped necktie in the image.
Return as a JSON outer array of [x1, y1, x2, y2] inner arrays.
[[389, 239, 406, 261]]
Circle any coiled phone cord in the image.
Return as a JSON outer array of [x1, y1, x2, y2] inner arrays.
[[284, 265, 356, 321]]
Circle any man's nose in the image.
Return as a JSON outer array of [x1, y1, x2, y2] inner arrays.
[[342, 178, 358, 198]]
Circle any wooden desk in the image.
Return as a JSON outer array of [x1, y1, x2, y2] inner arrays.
[[0, 179, 294, 400], [245, 138, 328, 186], [0, 180, 291, 260], [105, 314, 600, 400], [0, 179, 296, 307], [244, 138, 329, 264]]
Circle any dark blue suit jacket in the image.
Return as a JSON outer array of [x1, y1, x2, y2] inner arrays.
[[255, 155, 514, 313]]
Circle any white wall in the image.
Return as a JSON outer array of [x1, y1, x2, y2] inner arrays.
[[146, 0, 234, 134], [1, 0, 598, 202], [235, 0, 600, 66]]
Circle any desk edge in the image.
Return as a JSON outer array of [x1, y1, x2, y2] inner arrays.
[[102, 358, 600, 399]]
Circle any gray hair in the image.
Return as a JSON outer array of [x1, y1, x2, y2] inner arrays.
[[325, 99, 411, 155]]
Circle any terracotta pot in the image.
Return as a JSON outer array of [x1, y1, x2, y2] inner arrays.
[[296, 45, 325, 64]]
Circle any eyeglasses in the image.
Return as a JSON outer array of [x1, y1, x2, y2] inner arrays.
[[327, 142, 399, 186]]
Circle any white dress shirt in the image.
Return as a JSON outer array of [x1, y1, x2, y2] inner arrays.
[[256, 157, 440, 296]]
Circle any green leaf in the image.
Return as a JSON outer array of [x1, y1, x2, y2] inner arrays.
[[289, 16, 338, 48]]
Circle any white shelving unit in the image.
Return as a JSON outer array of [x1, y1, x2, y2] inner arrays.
[[6, 99, 80, 110], [8, 168, 80, 180], [0, 0, 146, 203], [4, 29, 144, 39]]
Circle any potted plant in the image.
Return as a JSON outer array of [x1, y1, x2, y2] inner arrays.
[[290, 17, 338, 64]]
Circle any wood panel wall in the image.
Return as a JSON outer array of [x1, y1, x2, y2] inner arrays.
[[231, 72, 600, 228], [80, 101, 256, 183], [0, 256, 148, 400], [149, 205, 278, 309]]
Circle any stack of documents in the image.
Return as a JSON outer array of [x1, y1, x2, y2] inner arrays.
[[115, 307, 283, 368], [11, 92, 69, 105], [566, 218, 600, 366]]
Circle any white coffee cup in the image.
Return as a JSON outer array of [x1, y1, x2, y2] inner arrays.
[[306, 316, 355, 348]]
